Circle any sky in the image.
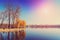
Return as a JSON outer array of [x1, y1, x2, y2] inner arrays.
[[0, 0, 60, 25]]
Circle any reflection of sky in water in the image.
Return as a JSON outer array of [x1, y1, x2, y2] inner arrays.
[[0, 28, 60, 40], [0, 32, 8, 40], [26, 28, 60, 40]]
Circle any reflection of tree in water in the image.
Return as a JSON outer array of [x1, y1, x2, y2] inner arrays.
[[14, 30, 25, 40], [0, 30, 25, 40], [0, 33, 3, 40]]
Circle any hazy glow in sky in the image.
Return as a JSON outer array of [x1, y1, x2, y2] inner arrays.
[[0, 0, 60, 25]]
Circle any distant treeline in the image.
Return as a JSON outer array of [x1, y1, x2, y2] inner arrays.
[[26, 25, 60, 28]]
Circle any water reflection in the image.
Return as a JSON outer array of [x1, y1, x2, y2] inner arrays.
[[0, 30, 25, 40]]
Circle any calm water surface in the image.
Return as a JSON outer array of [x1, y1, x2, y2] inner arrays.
[[26, 28, 60, 40], [0, 28, 60, 40]]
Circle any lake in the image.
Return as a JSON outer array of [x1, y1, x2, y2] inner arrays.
[[25, 28, 60, 40], [0, 28, 60, 40]]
